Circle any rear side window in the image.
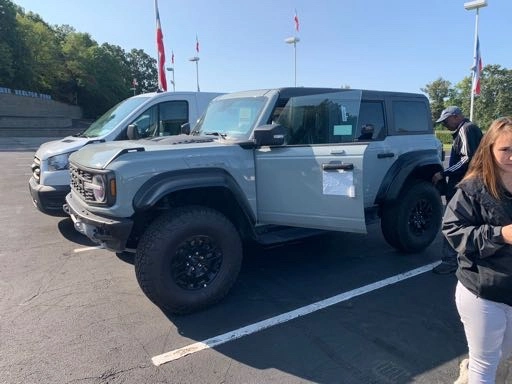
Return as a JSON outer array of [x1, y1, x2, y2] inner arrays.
[[392, 101, 430, 134], [356, 101, 385, 141]]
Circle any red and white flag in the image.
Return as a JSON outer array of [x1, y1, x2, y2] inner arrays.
[[294, 10, 300, 32], [155, 0, 167, 91], [472, 36, 482, 96], [195, 34, 200, 53]]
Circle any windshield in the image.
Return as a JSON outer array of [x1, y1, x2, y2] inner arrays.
[[80, 96, 151, 138], [193, 96, 266, 140]]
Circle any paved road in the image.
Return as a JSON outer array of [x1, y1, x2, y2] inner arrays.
[[1, 142, 511, 383]]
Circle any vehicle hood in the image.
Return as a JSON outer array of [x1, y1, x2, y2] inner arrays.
[[69, 134, 220, 170], [35, 136, 95, 160]]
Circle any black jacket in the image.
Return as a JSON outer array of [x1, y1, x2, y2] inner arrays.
[[443, 178, 512, 306], [443, 119, 482, 188]]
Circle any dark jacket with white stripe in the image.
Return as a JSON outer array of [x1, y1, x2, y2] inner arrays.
[[443, 177, 512, 306], [443, 119, 483, 198]]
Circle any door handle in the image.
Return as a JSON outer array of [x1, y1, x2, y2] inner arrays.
[[322, 163, 354, 171], [377, 152, 395, 159]]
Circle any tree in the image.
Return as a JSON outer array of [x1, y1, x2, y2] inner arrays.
[[429, 65, 512, 130], [0, 0, 26, 87], [16, 11, 64, 95], [127, 49, 158, 93], [421, 78, 451, 126], [78, 44, 132, 117]]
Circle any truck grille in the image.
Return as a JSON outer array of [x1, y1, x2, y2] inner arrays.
[[70, 164, 95, 202], [31, 156, 41, 183]]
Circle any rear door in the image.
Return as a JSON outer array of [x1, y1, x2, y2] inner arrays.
[[255, 91, 367, 233]]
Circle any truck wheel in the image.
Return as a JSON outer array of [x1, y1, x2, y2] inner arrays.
[[135, 206, 242, 314], [381, 181, 442, 253]]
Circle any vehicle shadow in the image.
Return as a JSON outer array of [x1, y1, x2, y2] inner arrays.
[[153, 229, 468, 383], [57, 217, 96, 246]]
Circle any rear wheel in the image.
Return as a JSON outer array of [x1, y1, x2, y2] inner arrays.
[[135, 206, 242, 314], [381, 181, 442, 253]]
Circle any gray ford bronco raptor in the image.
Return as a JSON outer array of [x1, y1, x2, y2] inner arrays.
[[64, 87, 444, 314]]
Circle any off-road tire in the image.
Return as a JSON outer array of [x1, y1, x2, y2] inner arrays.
[[381, 180, 442, 253], [135, 206, 242, 314]]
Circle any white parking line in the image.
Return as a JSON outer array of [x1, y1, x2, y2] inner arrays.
[[73, 246, 104, 253], [151, 261, 441, 366]]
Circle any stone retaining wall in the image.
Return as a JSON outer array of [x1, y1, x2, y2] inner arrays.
[[0, 91, 85, 136]]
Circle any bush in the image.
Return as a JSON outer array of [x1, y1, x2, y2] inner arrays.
[[435, 130, 453, 145]]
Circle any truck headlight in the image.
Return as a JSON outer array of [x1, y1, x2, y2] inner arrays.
[[84, 175, 107, 203], [48, 153, 71, 171], [92, 175, 106, 202]]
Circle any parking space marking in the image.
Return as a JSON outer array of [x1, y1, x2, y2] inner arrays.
[[151, 261, 441, 366], [73, 246, 104, 253]]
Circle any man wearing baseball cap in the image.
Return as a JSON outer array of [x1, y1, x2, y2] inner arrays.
[[432, 106, 483, 274]]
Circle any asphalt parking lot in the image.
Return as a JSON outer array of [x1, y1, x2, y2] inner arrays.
[[1, 138, 511, 384]]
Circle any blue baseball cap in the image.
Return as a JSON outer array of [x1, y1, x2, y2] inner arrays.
[[436, 106, 462, 123]]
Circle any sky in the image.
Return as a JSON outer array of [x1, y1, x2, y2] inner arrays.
[[12, 0, 512, 95]]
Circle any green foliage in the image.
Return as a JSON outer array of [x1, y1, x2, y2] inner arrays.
[[0, 0, 25, 87], [421, 78, 451, 124], [0, 2, 159, 118], [424, 65, 512, 132], [435, 130, 453, 145]]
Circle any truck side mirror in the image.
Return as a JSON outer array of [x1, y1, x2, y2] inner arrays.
[[253, 124, 286, 146], [181, 122, 191, 135], [127, 124, 140, 140]]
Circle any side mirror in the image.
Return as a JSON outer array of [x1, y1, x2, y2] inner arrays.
[[253, 124, 286, 146], [181, 122, 191, 135], [127, 124, 140, 140]]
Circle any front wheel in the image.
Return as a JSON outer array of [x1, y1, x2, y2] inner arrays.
[[381, 181, 442, 253], [135, 206, 243, 314]]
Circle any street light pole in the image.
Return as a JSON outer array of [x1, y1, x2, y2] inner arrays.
[[285, 36, 300, 86], [188, 57, 200, 92], [464, 0, 487, 121]]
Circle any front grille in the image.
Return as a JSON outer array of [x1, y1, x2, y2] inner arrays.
[[70, 164, 95, 202], [31, 156, 41, 182]]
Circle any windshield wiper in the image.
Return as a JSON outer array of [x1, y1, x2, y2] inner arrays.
[[203, 131, 227, 139], [73, 131, 89, 138]]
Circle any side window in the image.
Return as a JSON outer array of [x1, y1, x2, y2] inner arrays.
[[158, 100, 189, 136], [356, 101, 385, 141], [280, 99, 353, 145], [277, 91, 364, 145], [392, 101, 430, 134], [132, 105, 158, 138]]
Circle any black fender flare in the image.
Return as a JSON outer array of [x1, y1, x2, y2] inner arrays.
[[132, 168, 256, 222], [375, 149, 443, 204]]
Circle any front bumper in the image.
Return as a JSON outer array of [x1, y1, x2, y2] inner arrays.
[[29, 177, 69, 216], [63, 193, 134, 252]]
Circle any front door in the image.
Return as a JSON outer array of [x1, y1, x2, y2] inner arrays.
[[255, 91, 367, 233]]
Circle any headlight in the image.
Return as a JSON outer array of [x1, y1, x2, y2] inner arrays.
[[48, 153, 71, 171], [84, 175, 107, 203]]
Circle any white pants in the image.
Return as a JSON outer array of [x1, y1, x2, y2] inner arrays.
[[455, 281, 512, 383]]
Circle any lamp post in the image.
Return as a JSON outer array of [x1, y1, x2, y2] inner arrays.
[[285, 37, 300, 86], [464, 0, 487, 121], [166, 67, 175, 92], [189, 56, 200, 92]]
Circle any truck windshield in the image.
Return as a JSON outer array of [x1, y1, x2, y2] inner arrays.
[[194, 96, 266, 140], [80, 96, 151, 138]]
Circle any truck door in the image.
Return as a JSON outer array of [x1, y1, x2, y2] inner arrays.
[[255, 91, 367, 233]]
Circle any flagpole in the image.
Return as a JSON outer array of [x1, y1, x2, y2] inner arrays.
[[464, 0, 487, 121], [469, 8, 480, 122], [189, 35, 200, 92], [285, 11, 300, 87]]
